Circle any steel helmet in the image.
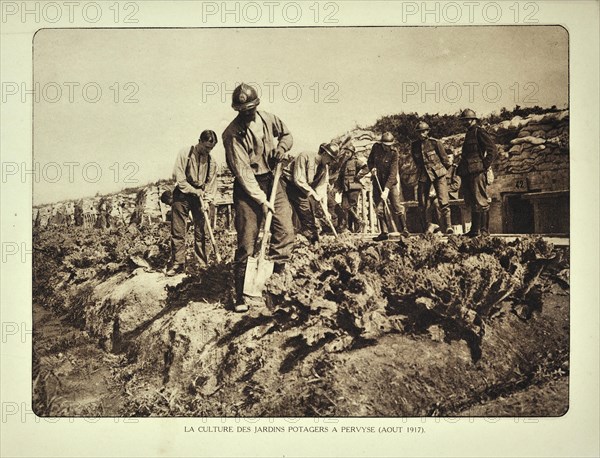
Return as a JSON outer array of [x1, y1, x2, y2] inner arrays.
[[380, 132, 395, 145], [342, 143, 356, 154], [460, 109, 478, 119], [415, 121, 430, 131], [232, 83, 260, 112], [319, 143, 340, 159]]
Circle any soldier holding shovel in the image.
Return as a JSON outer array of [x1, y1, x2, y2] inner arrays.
[[368, 132, 409, 241], [166, 130, 218, 276], [284, 142, 340, 243], [222, 83, 295, 313], [337, 143, 368, 233]]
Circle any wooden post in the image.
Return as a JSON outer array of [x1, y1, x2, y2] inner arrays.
[[227, 204, 233, 230]]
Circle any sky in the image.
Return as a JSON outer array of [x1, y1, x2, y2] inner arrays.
[[32, 26, 568, 205]]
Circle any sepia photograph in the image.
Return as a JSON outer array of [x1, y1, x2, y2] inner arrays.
[[29, 25, 572, 418]]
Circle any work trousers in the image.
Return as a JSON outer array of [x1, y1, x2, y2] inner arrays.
[[417, 176, 450, 231], [373, 185, 405, 233], [460, 172, 490, 213], [340, 190, 362, 232], [233, 173, 295, 301], [171, 187, 208, 266], [286, 182, 319, 238]]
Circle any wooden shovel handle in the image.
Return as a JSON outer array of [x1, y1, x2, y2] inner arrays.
[[258, 162, 283, 258], [318, 199, 338, 237], [373, 173, 398, 233], [199, 196, 222, 263]]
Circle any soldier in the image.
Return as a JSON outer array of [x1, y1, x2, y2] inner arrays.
[[411, 121, 453, 234], [284, 143, 339, 243], [337, 144, 368, 233], [456, 109, 498, 237], [223, 83, 295, 312], [368, 132, 408, 241], [426, 153, 461, 233], [167, 130, 218, 276]]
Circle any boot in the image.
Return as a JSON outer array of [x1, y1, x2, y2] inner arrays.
[[465, 212, 481, 237], [348, 209, 363, 233], [398, 213, 410, 236], [426, 223, 439, 234], [309, 232, 320, 244], [374, 217, 388, 241], [338, 213, 349, 234], [480, 210, 490, 236], [373, 232, 389, 241], [233, 266, 249, 312], [165, 263, 185, 277], [443, 208, 454, 235]]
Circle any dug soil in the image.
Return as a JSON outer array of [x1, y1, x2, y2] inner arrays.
[[32, 227, 569, 417]]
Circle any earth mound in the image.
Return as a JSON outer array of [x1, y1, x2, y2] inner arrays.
[[33, 226, 569, 417]]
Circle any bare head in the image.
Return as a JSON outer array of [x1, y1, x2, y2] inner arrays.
[[198, 130, 218, 152]]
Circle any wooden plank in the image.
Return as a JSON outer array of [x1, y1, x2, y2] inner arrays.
[[521, 190, 569, 200]]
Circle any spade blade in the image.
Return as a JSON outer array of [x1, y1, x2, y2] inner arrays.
[[243, 255, 274, 298]]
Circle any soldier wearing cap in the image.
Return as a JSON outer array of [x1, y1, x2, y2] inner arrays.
[[456, 109, 498, 237], [337, 143, 368, 233], [368, 132, 409, 240], [411, 121, 453, 234], [284, 142, 339, 243], [167, 130, 219, 276], [222, 83, 295, 312]]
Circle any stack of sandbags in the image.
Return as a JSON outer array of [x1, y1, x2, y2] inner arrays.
[[495, 110, 569, 175]]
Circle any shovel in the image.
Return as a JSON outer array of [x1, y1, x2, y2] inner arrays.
[[243, 162, 283, 298], [198, 196, 222, 263], [373, 172, 398, 233], [317, 198, 338, 237]]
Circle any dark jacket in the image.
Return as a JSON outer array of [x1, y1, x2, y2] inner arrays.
[[339, 154, 368, 192], [411, 137, 450, 182], [368, 143, 399, 191], [457, 126, 498, 176]]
